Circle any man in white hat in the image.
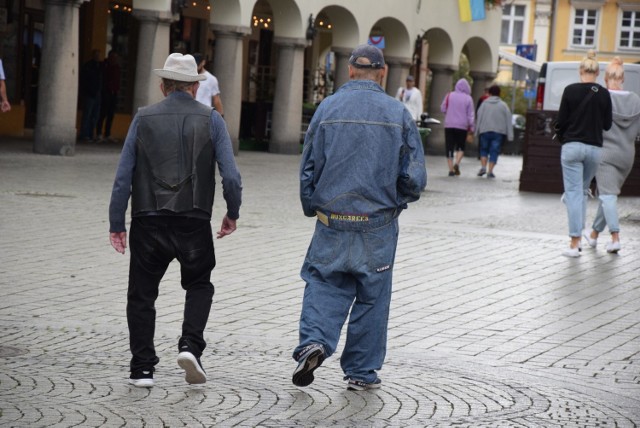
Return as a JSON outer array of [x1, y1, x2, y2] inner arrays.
[[108, 53, 242, 388]]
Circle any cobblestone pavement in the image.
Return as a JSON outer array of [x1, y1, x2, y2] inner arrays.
[[1, 138, 639, 427]]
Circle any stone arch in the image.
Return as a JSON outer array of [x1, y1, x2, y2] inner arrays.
[[423, 27, 454, 66], [368, 17, 411, 96], [209, 0, 243, 25], [311, 6, 359, 96], [369, 17, 412, 58], [266, 0, 303, 38], [462, 36, 496, 107], [316, 5, 359, 48]]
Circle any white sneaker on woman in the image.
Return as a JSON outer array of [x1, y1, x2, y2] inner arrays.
[[562, 247, 581, 258], [583, 232, 597, 248], [605, 241, 621, 254]]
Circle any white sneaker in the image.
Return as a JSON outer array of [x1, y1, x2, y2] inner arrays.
[[582, 232, 597, 248], [177, 352, 207, 384], [562, 247, 581, 258], [605, 241, 621, 254]]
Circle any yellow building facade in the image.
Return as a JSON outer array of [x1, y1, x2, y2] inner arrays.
[[497, 0, 640, 84]]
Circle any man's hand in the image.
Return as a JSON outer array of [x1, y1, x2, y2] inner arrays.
[[110, 232, 127, 254], [217, 215, 237, 239]]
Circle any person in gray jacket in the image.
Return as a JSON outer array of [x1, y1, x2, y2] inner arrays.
[[583, 57, 640, 254], [109, 53, 242, 388], [474, 85, 513, 178]]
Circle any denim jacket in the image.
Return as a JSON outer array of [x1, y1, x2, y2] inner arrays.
[[300, 80, 426, 230]]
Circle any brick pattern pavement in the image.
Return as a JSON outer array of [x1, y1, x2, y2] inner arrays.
[[0, 139, 638, 427]]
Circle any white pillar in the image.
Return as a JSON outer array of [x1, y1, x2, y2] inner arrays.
[[385, 56, 412, 98], [132, 9, 174, 113], [332, 47, 351, 93], [270, 37, 307, 155], [34, 0, 88, 156], [426, 63, 456, 155], [211, 24, 251, 155]]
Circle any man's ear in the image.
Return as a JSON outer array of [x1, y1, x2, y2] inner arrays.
[[348, 65, 355, 79]]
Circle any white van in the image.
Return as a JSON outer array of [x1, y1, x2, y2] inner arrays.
[[535, 61, 640, 111]]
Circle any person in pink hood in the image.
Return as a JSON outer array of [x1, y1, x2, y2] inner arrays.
[[441, 78, 475, 176]]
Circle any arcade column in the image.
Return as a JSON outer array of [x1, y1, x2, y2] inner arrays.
[[211, 24, 251, 155], [270, 37, 307, 154], [34, 0, 88, 156]]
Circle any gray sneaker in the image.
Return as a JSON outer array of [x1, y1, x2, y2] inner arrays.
[[347, 377, 382, 391], [292, 344, 325, 387]]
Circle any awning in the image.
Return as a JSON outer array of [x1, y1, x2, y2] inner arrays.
[[498, 50, 542, 72]]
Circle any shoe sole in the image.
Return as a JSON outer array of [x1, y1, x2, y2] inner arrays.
[[292, 349, 324, 387], [129, 378, 154, 388], [177, 352, 207, 384], [347, 382, 382, 391]]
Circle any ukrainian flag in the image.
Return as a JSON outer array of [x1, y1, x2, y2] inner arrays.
[[459, 0, 486, 22]]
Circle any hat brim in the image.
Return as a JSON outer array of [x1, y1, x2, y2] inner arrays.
[[153, 69, 206, 82]]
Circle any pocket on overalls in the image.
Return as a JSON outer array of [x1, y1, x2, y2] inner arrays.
[[363, 221, 398, 272]]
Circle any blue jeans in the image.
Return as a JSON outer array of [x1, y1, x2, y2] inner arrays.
[[479, 131, 504, 163], [592, 194, 619, 233], [295, 219, 399, 383], [560, 142, 601, 237], [80, 94, 101, 139]]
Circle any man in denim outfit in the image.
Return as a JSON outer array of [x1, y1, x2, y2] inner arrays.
[[292, 44, 427, 391]]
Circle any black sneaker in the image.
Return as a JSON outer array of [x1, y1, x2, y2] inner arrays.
[[292, 343, 325, 387], [448, 171, 455, 177], [477, 167, 486, 177], [177, 351, 207, 384], [129, 370, 154, 388], [346, 377, 382, 391]]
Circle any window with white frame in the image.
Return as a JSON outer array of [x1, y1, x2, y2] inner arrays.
[[572, 9, 598, 47], [619, 10, 640, 49], [501, 4, 526, 45]]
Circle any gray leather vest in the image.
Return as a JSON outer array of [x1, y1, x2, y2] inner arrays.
[[131, 94, 215, 216]]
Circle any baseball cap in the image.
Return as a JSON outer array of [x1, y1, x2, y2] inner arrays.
[[349, 44, 385, 69]]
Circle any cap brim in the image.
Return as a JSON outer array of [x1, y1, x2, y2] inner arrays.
[[153, 69, 206, 82]]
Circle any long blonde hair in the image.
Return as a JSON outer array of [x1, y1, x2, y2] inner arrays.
[[605, 56, 624, 90], [580, 49, 599, 74]]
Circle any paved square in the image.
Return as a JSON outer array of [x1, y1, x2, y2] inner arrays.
[[1, 139, 639, 427]]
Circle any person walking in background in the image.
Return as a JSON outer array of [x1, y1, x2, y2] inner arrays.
[[441, 78, 475, 176], [108, 53, 242, 388], [192, 53, 224, 117], [292, 44, 426, 391], [555, 50, 612, 258], [584, 57, 640, 254], [97, 50, 121, 142], [0, 58, 11, 113], [476, 86, 490, 112], [395, 75, 423, 122], [474, 85, 513, 178], [79, 49, 103, 141]]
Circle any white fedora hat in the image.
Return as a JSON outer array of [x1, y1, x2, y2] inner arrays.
[[153, 53, 206, 82]]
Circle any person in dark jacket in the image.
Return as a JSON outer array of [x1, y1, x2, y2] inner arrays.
[[108, 53, 242, 388], [79, 49, 103, 141], [556, 50, 612, 257]]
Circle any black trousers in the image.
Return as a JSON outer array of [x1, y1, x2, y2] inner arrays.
[[127, 216, 215, 373]]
